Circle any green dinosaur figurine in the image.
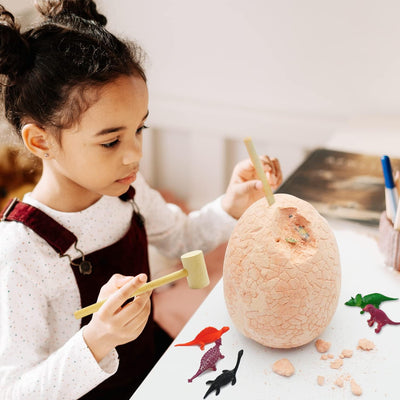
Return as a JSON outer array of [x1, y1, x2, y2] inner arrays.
[[345, 293, 398, 314]]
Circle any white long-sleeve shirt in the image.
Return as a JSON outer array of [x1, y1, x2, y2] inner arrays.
[[0, 173, 236, 400]]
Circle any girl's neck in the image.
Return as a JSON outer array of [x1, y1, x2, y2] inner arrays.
[[31, 168, 102, 213]]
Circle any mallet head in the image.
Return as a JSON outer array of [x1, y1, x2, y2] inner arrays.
[[181, 250, 210, 289]]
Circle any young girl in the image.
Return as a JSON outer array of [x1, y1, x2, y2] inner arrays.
[[0, 1, 282, 399]]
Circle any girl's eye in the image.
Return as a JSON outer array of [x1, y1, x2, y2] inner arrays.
[[136, 125, 149, 135], [100, 126, 148, 148], [101, 139, 120, 148]]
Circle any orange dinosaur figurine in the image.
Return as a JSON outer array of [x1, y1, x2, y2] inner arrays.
[[175, 326, 230, 350]]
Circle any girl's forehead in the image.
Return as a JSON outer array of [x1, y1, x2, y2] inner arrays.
[[96, 75, 147, 102], [64, 76, 148, 135]]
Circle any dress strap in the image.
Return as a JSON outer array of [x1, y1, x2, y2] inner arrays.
[[119, 185, 136, 201], [0, 197, 77, 255], [0, 186, 136, 254]]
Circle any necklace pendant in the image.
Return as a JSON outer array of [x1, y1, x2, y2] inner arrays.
[[79, 260, 93, 275]]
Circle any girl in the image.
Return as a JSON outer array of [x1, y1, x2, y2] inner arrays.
[[0, 1, 282, 399]]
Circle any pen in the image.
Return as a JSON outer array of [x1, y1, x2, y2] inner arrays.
[[381, 155, 398, 225]]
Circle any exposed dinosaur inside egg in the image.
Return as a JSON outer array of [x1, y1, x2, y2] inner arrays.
[[223, 193, 341, 348]]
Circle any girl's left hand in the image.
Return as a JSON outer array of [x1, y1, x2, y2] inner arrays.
[[395, 170, 400, 197], [221, 155, 282, 219]]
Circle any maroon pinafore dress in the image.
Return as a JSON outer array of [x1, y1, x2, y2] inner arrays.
[[0, 187, 170, 399]]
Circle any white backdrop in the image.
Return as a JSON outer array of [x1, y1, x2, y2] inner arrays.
[[3, 0, 400, 205]]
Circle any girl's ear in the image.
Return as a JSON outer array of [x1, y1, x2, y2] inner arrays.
[[21, 124, 54, 160]]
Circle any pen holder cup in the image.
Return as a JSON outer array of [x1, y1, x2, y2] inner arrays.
[[378, 212, 400, 271]]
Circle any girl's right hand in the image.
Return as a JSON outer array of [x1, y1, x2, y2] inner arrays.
[[82, 273, 152, 362]]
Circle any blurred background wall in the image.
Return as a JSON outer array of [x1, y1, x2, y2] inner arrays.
[[3, 0, 400, 207]]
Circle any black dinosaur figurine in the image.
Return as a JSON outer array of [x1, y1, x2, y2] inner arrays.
[[203, 349, 244, 398]]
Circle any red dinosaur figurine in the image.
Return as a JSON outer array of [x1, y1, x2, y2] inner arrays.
[[175, 326, 230, 350], [363, 304, 400, 333]]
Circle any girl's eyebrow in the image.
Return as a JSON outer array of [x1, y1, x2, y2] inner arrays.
[[94, 110, 149, 137], [95, 126, 125, 137]]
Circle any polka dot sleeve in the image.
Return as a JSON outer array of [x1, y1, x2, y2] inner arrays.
[[0, 229, 118, 399]]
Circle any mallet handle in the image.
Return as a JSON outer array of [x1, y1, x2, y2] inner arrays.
[[74, 269, 188, 320], [244, 136, 275, 206]]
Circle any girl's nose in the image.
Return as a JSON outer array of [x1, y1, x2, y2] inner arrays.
[[122, 136, 142, 165]]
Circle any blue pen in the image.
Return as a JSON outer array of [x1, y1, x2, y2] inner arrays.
[[381, 155, 398, 224]]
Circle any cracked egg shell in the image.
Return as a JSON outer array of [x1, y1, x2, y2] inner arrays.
[[223, 193, 341, 348]]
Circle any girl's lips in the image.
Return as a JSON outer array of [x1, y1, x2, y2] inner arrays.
[[116, 171, 137, 185]]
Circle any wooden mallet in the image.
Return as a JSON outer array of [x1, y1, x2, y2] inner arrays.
[[74, 249, 209, 319]]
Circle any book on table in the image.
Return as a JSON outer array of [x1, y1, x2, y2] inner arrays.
[[276, 148, 400, 226]]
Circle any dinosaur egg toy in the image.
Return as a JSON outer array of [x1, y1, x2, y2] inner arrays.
[[223, 193, 341, 348]]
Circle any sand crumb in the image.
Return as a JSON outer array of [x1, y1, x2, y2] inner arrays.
[[327, 354, 334, 359], [272, 358, 295, 377], [315, 339, 331, 353], [317, 375, 325, 386], [330, 358, 344, 369], [334, 377, 344, 387], [334, 374, 352, 388], [340, 349, 353, 358], [357, 338, 375, 351], [350, 379, 362, 396], [320, 354, 328, 360], [343, 374, 351, 381]]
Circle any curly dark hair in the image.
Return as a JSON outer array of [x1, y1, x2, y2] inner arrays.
[[0, 0, 146, 140]]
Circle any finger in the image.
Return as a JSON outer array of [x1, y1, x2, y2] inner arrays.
[[261, 155, 278, 182], [236, 179, 265, 196], [395, 170, 400, 196], [107, 274, 132, 288], [119, 293, 152, 328], [98, 274, 134, 300], [116, 285, 152, 320], [237, 159, 255, 174], [264, 158, 282, 187], [260, 155, 277, 174], [271, 158, 283, 185], [122, 307, 151, 341], [110, 298, 151, 345], [102, 274, 148, 317], [260, 154, 272, 168], [271, 158, 281, 175], [257, 156, 276, 185], [242, 156, 271, 181]]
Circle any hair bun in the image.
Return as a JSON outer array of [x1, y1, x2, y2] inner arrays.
[[0, 6, 32, 81], [35, 0, 107, 26]]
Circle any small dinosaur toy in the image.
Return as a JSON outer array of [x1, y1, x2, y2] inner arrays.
[[175, 326, 230, 350], [345, 293, 398, 313], [203, 349, 243, 399], [363, 304, 400, 333], [188, 338, 225, 382]]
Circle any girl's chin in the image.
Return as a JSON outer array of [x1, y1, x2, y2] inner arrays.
[[107, 184, 133, 197]]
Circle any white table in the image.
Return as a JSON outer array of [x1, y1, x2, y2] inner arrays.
[[132, 222, 400, 400], [133, 122, 400, 399]]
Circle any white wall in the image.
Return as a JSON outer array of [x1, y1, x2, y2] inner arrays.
[[3, 0, 400, 206], [99, 0, 400, 206], [101, 0, 400, 116]]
